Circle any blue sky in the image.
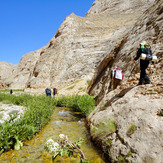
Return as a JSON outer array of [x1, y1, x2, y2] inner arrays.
[[0, 0, 94, 65]]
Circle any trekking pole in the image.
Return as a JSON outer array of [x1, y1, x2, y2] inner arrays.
[[129, 62, 138, 78]]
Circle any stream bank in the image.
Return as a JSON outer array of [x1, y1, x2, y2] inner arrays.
[[0, 107, 105, 163]]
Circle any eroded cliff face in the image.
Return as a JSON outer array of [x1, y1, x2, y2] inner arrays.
[[6, 0, 155, 91], [0, 62, 15, 81], [87, 0, 162, 102], [0, 62, 16, 89], [86, 0, 155, 15], [87, 1, 163, 162], [2, 0, 162, 162]]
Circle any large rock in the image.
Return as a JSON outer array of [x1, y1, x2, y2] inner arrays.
[[87, 1, 163, 162], [0, 62, 16, 81], [87, 0, 163, 102], [88, 85, 163, 163], [86, 0, 155, 15], [5, 51, 40, 89], [7, 0, 155, 91]]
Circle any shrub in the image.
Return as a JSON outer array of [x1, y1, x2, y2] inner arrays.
[[56, 94, 95, 116], [0, 93, 56, 154]]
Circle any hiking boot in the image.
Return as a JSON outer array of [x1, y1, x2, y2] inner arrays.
[[138, 82, 143, 85], [144, 80, 151, 84]]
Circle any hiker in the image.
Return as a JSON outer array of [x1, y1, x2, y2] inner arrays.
[[134, 41, 154, 85], [45, 88, 51, 97], [52, 88, 57, 97], [111, 67, 124, 89], [10, 89, 13, 95]]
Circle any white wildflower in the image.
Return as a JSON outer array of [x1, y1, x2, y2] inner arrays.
[[59, 134, 65, 139], [59, 134, 68, 140], [45, 139, 60, 154]]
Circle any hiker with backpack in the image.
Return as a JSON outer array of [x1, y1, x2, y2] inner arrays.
[[52, 88, 57, 97], [10, 89, 13, 95], [111, 67, 124, 89], [45, 88, 51, 97], [134, 41, 156, 85]]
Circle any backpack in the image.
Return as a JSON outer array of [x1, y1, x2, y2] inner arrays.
[[141, 44, 153, 61], [53, 88, 57, 95], [112, 68, 124, 80], [46, 88, 51, 94]]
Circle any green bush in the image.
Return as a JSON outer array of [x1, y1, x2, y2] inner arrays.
[[0, 93, 56, 153], [159, 109, 163, 116], [56, 94, 95, 116], [0, 93, 95, 154]]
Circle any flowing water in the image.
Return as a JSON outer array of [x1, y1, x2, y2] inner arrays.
[[0, 107, 105, 163]]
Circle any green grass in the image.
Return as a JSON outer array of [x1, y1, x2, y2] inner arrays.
[[92, 120, 117, 136], [56, 94, 95, 116], [0, 89, 24, 93], [0, 113, 3, 119], [0, 93, 56, 154], [0, 93, 95, 154], [66, 85, 75, 90], [127, 124, 137, 136], [56, 94, 95, 117], [158, 109, 163, 116]]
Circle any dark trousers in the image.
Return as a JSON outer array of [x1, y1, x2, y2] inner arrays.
[[113, 78, 121, 89], [139, 60, 150, 84]]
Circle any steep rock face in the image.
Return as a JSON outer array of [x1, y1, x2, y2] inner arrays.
[[7, 51, 40, 89], [86, 0, 155, 15], [87, 1, 163, 162], [0, 62, 16, 89], [88, 85, 163, 163], [7, 0, 155, 90], [87, 0, 162, 102], [0, 62, 15, 81]]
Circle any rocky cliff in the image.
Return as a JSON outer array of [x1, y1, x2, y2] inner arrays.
[[1, 0, 162, 162], [87, 0, 163, 162], [5, 0, 155, 92], [0, 62, 15, 81], [0, 62, 16, 89]]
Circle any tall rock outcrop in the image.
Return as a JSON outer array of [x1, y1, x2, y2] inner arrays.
[[87, 1, 163, 162], [0, 62, 16, 89], [0, 62, 15, 81], [6, 0, 155, 91]]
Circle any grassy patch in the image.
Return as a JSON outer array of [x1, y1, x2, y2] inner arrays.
[[0, 93, 56, 154], [0, 113, 3, 119], [0, 93, 95, 154], [157, 109, 163, 116], [127, 124, 137, 136], [56, 94, 95, 116], [78, 87, 86, 92], [66, 85, 75, 90], [92, 120, 116, 136], [0, 89, 24, 93], [87, 80, 90, 85]]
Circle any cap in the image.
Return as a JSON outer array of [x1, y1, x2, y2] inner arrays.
[[140, 41, 147, 45]]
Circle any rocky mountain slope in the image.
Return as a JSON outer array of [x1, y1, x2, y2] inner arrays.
[[0, 62, 15, 81], [86, 0, 163, 162], [1, 0, 162, 162], [4, 0, 155, 92], [0, 62, 16, 89]]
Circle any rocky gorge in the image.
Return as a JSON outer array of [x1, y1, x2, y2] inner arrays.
[[0, 0, 163, 162]]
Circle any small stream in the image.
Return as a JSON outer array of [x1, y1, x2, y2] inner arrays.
[[0, 107, 105, 163]]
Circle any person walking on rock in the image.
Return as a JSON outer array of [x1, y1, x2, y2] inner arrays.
[[45, 88, 51, 97], [134, 41, 152, 85], [10, 89, 13, 95], [52, 88, 57, 97], [111, 67, 124, 89]]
